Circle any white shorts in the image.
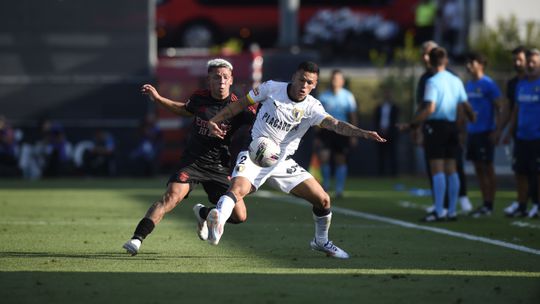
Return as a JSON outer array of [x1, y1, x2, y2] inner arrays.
[[232, 150, 313, 193]]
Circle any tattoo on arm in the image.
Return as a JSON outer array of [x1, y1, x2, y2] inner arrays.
[[225, 106, 234, 119], [213, 98, 250, 123], [321, 117, 366, 138]]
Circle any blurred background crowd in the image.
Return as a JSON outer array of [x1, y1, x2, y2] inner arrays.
[[1, 0, 540, 180]]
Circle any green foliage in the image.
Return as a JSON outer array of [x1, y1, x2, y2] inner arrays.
[[469, 15, 540, 71], [369, 30, 421, 119]]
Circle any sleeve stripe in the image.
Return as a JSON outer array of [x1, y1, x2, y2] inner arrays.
[[246, 94, 256, 104]]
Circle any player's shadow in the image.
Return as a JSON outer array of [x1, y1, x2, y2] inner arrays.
[[0, 251, 243, 261], [125, 191, 363, 269]]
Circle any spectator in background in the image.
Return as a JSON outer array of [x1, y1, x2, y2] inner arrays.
[[315, 69, 358, 199], [83, 129, 116, 176], [414, 0, 437, 44], [464, 52, 504, 218], [374, 91, 399, 176], [503, 46, 539, 218], [399, 47, 475, 222], [37, 120, 73, 177], [440, 0, 463, 57], [503, 48, 540, 219], [15, 119, 73, 179], [0, 116, 22, 177], [129, 114, 162, 176]]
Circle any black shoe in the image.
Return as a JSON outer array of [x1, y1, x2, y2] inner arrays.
[[470, 206, 492, 218], [506, 208, 528, 218], [420, 212, 445, 222], [447, 214, 458, 222]]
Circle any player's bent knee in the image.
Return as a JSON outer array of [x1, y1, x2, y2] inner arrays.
[[322, 192, 331, 209], [313, 194, 331, 217], [313, 192, 331, 210]]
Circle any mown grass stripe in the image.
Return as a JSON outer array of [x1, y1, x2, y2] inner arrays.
[[256, 191, 540, 256], [2, 269, 538, 278]]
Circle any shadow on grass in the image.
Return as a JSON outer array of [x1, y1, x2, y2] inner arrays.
[[0, 251, 245, 261], [1, 271, 539, 304]]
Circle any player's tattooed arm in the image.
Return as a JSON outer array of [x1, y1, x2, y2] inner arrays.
[[213, 97, 252, 123], [320, 116, 386, 142], [208, 96, 252, 139]]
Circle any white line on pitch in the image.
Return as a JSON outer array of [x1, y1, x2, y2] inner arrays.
[[255, 191, 540, 256]]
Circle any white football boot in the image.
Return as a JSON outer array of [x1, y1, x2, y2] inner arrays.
[[193, 203, 209, 241], [504, 201, 519, 216], [459, 196, 473, 213], [528, 204, 539, 219], [425, 204, 435, 213], [122, 239, 141, 256], [310, 239, 350, 259], [206, 209, 224, 246]]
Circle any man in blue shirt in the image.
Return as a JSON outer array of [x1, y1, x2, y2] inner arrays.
[[503, 46, 539, 218], [504, 48, 540, 219], [417, 40, 472, 215], [316, 70, 358, 198], [464, 52, 503, 217], [399, 47, 475, 222]]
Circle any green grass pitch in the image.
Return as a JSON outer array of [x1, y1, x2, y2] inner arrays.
[[0, 177, 539, 303]]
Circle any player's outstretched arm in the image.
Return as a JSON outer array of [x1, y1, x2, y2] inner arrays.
[[320, 116, 386, 142], [208, 96, 252, 139], [140, 84, 192, 117]]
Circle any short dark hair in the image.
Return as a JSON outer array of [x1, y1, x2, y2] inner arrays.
[[512, 45, 527, 55], [297, 61, 320, 75], [428, 47, 447, 67], [466, 52, 487, 67], [331, 69, 343, 77], [526, 48, 540, 57]]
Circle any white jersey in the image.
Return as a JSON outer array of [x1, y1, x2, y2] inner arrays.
[[247, 80, 329, 157]]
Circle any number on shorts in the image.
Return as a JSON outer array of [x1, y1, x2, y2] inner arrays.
[[238, 155, 248, 165], [286, 164, 298, 174]]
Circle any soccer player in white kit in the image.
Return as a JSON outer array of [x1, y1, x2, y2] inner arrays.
[[207, 61, 386, 258]]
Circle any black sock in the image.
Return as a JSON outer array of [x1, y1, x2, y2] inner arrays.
[[132, 218, 155, 241], [484, 201, 493, 210], [518, 202, 528, 212], [313, 207, 331, 217], [227, 217, 243, 224], [199, 206, 214, 220]]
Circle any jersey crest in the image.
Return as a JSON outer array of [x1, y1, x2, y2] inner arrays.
[[292, 108, 304, 122]]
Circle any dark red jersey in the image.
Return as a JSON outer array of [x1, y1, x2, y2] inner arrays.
[[180, 89, 255, 167]]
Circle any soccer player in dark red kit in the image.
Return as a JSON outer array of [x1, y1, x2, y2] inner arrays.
[[123, 59, 255, 255]]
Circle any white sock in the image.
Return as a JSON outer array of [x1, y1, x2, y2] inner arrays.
[[217, 195, 235, 225], [313, 212, 332, 244]]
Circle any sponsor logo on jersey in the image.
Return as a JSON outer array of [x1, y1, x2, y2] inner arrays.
[[252, 87, 260, 96], [261, 112, 293, 131], [195, 117, 231, 136], [518, 93, 540, 103]]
